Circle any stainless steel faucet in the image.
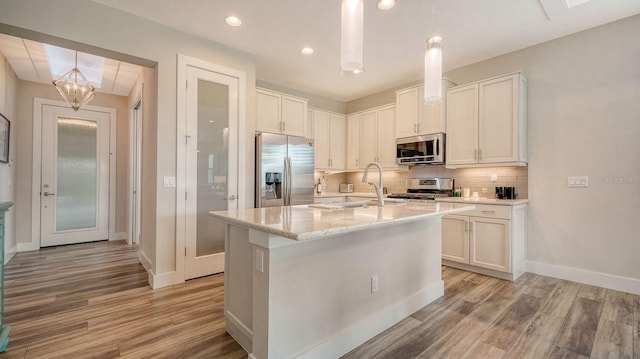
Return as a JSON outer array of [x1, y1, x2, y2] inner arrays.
[[362, 162, 384, 207]]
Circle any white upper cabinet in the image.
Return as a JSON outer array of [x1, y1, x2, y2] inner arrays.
[[256, 87, 308, 137], [395, 79, 455, 139], [312, 109, 345, 171], [446, 72, 527, 168], [346, 114, 360, 170], [347, 104, 400, 170]]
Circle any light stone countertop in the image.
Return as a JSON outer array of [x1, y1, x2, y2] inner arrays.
[[314, 192, 377, 198], [436, 197, 529, 206], [210, 202, 475, 241]]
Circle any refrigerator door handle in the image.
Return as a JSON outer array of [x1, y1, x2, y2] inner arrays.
[[283, 157, 291, 206]]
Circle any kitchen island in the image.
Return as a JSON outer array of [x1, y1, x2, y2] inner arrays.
[[210, 202, 474, 359]]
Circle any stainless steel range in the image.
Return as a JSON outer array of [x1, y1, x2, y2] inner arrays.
[[388, 178, 454, 202]]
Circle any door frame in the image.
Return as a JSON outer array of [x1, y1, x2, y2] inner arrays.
[[28, 98, 117, 251], [128, 96, 143, 245], [175, 54, 247, 283]]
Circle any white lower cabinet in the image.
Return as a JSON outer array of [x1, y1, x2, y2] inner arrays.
[[440, 201, 527, 280]]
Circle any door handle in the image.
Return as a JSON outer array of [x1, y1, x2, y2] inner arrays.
[[227, 194, 237, 200], [43, 192, 56, 197]]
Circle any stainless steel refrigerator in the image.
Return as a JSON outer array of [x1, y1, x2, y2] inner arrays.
[[255, 133, 315, 207]]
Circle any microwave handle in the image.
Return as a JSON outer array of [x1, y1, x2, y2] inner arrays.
[[436, 138, 439, 156]]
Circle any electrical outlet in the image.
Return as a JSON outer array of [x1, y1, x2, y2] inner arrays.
[[371, 275, 379, 293], [568, 176, 589, 188], [255, 249, 264, 273], [482, 188, 488, 193], [490, 174, 498, 182]]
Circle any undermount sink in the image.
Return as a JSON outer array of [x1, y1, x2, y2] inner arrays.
[[308, 198, 407, 210]]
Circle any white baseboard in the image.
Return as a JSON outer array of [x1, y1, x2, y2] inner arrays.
[[526, 260, 640, 295], [17, 242, 39, 252], [4, 244, 17, 265], [226, 310, 253, 353], [292, 280, 445, 359], [150, 270, 176, 289]]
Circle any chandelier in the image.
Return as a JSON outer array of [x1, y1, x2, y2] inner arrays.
[[52, 51, 96, 111]]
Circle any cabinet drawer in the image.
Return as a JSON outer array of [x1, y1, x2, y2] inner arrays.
[[443, 203, 510, 219]]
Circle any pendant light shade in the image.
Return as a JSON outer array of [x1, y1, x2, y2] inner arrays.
[[52, 52, 96, 111], [341, 0, 364, 76], [424, 36, 443, 104]]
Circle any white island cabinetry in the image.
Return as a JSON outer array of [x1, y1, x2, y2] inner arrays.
[[211, 202, 474, 359], [438, 198, 528, 281]]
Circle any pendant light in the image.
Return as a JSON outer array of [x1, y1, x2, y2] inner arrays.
[[424, 0, 443, 104], [341, 0, 364, 76], [52, 51, 96, 111]]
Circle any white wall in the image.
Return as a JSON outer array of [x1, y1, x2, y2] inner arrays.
[[0, 0, 257, 280], [0, 50, 17, 261], [444, 15, 640, 290]]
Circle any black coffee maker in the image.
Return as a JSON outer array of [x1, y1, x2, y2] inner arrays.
[[495, 186, 517, 200]]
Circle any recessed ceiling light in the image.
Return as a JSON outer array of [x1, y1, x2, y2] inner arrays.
[[377, 0, 396, 11], [224, 16, 242, 27], [565, 0, 590, 8], [300, 47, 315, 55]]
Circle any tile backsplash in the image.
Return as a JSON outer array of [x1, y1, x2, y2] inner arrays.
[[319, 165, 528, 199]]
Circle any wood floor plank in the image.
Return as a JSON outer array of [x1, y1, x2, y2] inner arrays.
[[578, 283, 607, 302], [553, 296, 603, 357], [459, 340, 506, 359], [539, 279, 581, 319], [341, 316, 422, 359], [601, 289, 635, 326], [547, 345, 590, 359], [590, 318, 633, 359], [478, 293, 543, 351], [503, 313, 564, 359], [417, 316, 490, 358]]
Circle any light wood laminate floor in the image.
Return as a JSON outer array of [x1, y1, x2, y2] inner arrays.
[[1, 240, 638, 358]]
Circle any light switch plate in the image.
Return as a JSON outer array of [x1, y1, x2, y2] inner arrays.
[[568, 176, 589, 188], [490, 174, 498, 182], [163, 176, 176, 188]]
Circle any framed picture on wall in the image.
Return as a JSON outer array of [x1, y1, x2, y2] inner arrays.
[[0, 113, 9, 164]]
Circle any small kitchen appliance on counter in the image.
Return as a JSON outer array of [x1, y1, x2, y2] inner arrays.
[[388, 178, 454, 202], [339, 183, 354, 193]]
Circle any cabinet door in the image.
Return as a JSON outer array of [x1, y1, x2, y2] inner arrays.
[[377, 105, 397, 167], [442, 215, 470, 264], [469, 217, 511, 273], [329, 114, 345, 169], [281, 95, 307, 137], [313, 110, 331, 169], [395, 88, 418, 138], [256, 89, 282, 133], [479, 74, 518, 163], [418, 80, 453, 135], [346, 114, 360, 169], [358, 110, 378, 165], [307, 109, 314, 140], [446, 84, 478, 165]]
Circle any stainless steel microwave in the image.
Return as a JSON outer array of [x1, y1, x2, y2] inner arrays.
[[396, 133, 445, 165]]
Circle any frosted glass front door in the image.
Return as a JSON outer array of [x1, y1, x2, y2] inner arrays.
[[40, 105, 110, 247]]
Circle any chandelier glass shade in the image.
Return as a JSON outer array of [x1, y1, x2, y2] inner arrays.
[[52, 52, 96, 111]]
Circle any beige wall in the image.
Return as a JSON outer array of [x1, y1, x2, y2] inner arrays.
[[128, 67, 158, 272], [0, 50, 17, 255], [14, 81, 129, 244], [0, 0, 257, 277], [445, 15, 640, 281]]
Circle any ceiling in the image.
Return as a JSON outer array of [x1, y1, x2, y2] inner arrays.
[[0, 33, 142, 96], [90, 0, 640, 102]]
